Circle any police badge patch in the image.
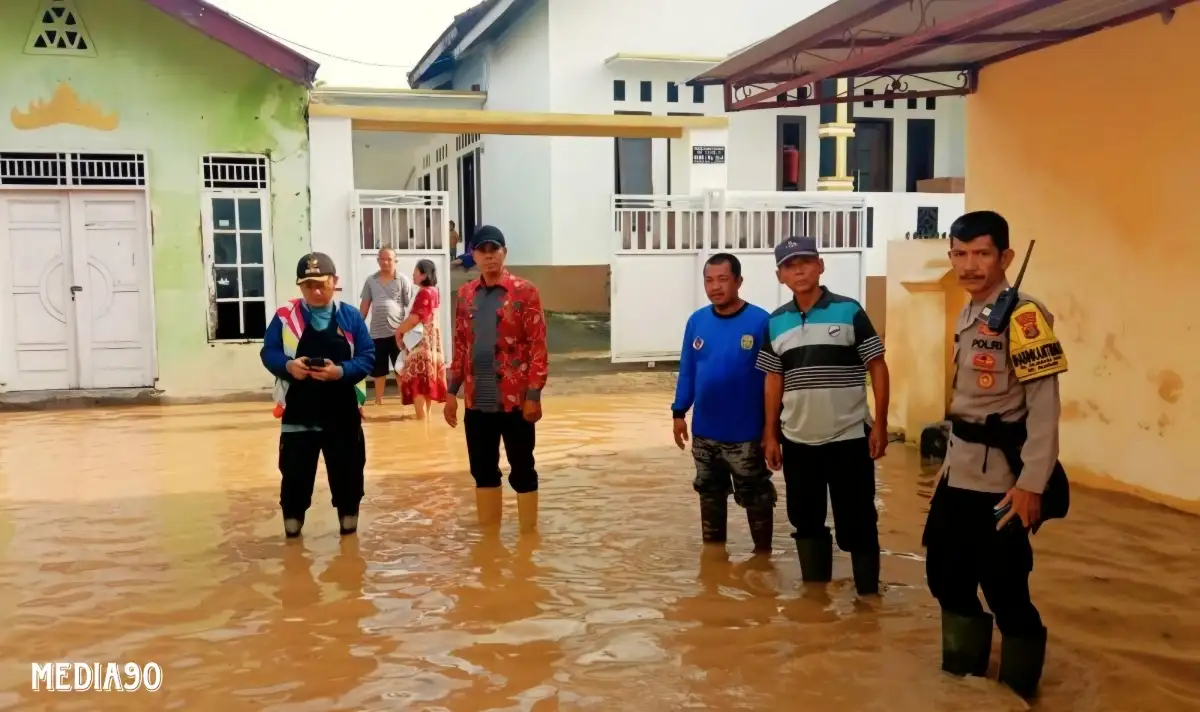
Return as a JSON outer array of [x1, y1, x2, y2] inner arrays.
[[740, 334, 754, 350], [693, 337, 704, 350]]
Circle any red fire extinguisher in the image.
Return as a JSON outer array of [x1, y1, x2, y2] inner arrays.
[[782, 146, 800, 185]]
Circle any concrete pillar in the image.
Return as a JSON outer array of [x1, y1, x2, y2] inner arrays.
[[817, 78, 856, 191], [308, 116, 356, 286]]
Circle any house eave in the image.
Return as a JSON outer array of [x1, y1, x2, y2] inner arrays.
[[140, 0, 319, 86]]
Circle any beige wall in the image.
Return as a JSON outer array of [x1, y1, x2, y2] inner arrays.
[[507, 265, 610, 313], [883, 240, 966, 438], [865, 276, 887, 340], [960, 6, 1200, 511]]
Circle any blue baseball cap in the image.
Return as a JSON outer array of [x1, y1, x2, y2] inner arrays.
[[774, 236, 820, 266]]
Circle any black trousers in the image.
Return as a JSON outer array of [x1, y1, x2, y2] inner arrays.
[[464, 409, 537, 493], [781, 435, 880, 554], [278, 426, 366, 519], [923, 477, 1044, 637]]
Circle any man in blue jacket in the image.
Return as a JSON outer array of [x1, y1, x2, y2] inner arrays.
[[261, 252, 375, 539], [671, 253, 775, 553]]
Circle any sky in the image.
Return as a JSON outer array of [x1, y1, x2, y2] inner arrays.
[[207, 0, 479, 87]]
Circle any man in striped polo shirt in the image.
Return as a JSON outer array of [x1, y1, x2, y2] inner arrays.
[[757, 236, 891, 596]]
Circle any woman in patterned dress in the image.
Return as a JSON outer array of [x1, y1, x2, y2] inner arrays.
[[395, 259, 448, 420]]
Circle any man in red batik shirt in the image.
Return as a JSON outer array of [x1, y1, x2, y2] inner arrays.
[[444, 225, 549, 533]]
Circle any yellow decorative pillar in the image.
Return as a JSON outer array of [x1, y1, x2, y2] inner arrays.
[[817, 78, 856, 191]]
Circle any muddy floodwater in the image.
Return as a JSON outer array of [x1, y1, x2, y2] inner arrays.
[[0, 390, 1197, 711]]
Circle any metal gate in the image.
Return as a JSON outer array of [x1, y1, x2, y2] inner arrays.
[[609, 190, 868, 363], [352, 190, 453, 359]]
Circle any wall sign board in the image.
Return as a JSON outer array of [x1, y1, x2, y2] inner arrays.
[[692, 146, 725, 164]]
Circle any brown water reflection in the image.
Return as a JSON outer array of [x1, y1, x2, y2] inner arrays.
[[0, 394, 1198, 711]]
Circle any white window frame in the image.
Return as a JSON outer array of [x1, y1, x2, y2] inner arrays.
[[200, 154, 275, 342]]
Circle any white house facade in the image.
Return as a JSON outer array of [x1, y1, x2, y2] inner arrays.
[[308, 0, 968, 357]]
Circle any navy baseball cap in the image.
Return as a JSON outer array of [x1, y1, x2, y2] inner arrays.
[[472, 225, 506, 249], [774, 236, 820, 266]]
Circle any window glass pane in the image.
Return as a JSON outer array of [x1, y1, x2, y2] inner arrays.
[[616, 138, 653, 194], [212, 198, 235, 230], [242, 301, 267, 339], [237, 199, 262, 231], [214, 302, 242, 340], [214, 267, 239, 299], [213, 233, 236, 264], [240, 232, 263, 264], [242, 267, 265, 298]]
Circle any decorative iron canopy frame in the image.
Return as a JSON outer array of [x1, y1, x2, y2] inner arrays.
[[694, 0, 1196, 111]]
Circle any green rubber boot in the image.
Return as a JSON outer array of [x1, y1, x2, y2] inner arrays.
[[941, 611, 994, 677], [998, 626, 1047, 700], [795, 532, 833, 583]]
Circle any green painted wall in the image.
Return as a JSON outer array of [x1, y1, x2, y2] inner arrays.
[[0, 0, 310, 396]]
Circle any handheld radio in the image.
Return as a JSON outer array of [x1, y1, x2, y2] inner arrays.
[[984, 240, 1035, 334]]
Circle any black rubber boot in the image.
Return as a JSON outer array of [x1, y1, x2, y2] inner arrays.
[[795, 532, 833, 583], [746, 507, 773, 553], [851, 549, 880, 595], [699, 496, 728, 544], [998, 626, 1047, 700], [941, 611, 994, 677]]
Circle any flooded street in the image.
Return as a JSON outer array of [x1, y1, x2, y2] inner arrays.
[[0, 390, 1197, 711]]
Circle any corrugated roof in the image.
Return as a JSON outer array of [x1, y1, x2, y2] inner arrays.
[[693, 0, 1195, 109]]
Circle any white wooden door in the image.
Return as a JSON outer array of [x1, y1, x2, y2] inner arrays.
[[0, 190, 153, 391], [0, 194, 77, 390], [68, 192, 152, 389]]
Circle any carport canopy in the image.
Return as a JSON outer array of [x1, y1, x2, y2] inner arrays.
[[691, 0, 1194, 110]]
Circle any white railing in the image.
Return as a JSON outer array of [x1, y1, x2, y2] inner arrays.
[[612, 191, 869, 253], [357, 190, 449, 252], [613, 194, 707, 251], [720, 191, 868, 251], [611, 190, 965, 276]]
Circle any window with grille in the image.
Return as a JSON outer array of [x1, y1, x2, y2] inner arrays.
[[202, 155, 268, 190], [201, 154, 273, 341], [0, 152, 145, 186]]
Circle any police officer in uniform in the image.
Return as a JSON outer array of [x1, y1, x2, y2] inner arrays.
[[923, 211, 1069, 700]]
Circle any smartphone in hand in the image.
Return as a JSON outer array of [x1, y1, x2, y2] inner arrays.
[[305, 357, 328, 368]]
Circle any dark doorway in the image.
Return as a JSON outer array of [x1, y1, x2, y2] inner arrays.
[[906, 118, 936, 192], [460, 152, 478, 242], [849, 119, 893, 192], [614, 110, 653, 195], [777, 116, 806, 191]]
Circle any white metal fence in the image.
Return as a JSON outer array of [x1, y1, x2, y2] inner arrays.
[[610, 190, 868, 363], [352, 190, 453, 360]]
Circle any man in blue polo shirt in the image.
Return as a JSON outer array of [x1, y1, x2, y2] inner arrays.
[[671, 253, 775, 553], [757, 236, 891, 596]]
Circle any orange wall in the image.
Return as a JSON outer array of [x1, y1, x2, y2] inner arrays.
[[965, 5, 1200, 510]]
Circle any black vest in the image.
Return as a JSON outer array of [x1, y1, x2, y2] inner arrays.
[[282, 305, 361, 429]]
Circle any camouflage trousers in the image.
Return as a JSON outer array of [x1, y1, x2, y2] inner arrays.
[[691, 436, 778, 511]]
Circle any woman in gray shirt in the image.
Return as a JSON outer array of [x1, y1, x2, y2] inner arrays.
[[358, 247, 413, 405]]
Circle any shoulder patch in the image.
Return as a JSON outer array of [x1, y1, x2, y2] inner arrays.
[[1009, 302, 1068, 383]]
